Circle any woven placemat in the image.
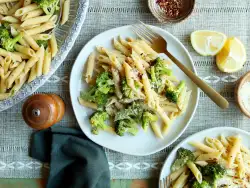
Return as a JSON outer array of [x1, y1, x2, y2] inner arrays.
[[0, 0, 249, 179]]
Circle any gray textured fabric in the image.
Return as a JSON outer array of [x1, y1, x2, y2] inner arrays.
[[0, 0, 250, 179]]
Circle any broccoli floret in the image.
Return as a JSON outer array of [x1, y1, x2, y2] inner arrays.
[[165, 80, 185, 103], [36, 40, 48, 48], [149, 58, 172, 92], [0, 27, 10, 39], [192, 180, 211, 188], [114, 102, 144, 136], [1, 32, 23, 52], [1, 21, 10, 29], [89, 111, 109, 135], [171, 147, 195, 172], [96, 72, 114, 94], [142, 111, 158, 131], [0, 24, 24, 52], [121, 79, 141, 99], [153, 57, 172, 76], [32, 0, 59, 15], [115, 102, 144, 123], [201, 164, 226, 185], [80, 86, 108, 106], [115, 119, 138, 136], [0, 25, 23, 52]]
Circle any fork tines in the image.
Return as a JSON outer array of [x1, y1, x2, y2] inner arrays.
[[131, 21, 159, 44]]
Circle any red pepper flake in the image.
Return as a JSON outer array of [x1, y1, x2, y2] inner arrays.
[[156, 0, 183, 18]]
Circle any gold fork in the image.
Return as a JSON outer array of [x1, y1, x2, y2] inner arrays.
[[131, 21, 229, 109], [160, 177, 171, 188]]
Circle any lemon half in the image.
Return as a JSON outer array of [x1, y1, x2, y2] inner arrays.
[[216, 37, 246, 73], [191, 30, 227, 56]]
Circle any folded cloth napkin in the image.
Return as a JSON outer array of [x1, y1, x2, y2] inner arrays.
[[30, 127, 110, 188]]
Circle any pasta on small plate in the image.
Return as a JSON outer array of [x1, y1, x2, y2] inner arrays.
[[159, 127, 250, 188], [70, 25, 199, 156]]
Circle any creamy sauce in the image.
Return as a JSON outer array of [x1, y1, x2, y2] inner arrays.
[[239, 81, 250, 113]]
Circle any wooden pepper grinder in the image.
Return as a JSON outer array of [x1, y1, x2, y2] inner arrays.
[[22, 94, 65, 130]]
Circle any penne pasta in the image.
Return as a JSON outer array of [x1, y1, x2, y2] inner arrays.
[[196, 152, 222, 162], [142, 73, 155, 108], [187, 161, 202, 183], [161, 105, 179, 112], [42, 49, 51, 75], [228, 136, 241, 168], [0, 4, 8, 15], [49, 14, 57, 23], [23, 34, 39, 50], [84, 52, 95, 83], [61, 0, 70, 25], [49, 32, 58, 57], [25, 21, 55, 35], [7, 1, 21, 15], [31, 34, 51, 41], [113, 38, 130, 56], [3, 55, 11, 74], [111, 67, 122, 99], [11, 71, 28, 94], [131, 50, 146, 73], [0, 70, 10, 93], [27, 65, 36, 83], [6, 61, 25, 88], [12, 51, 30, 59], [2, 15, 19, 23], [172, 171, 189, 188], [9, 61, 20, 70], [14, 44, 35, 57], [137, 40, 158, 59], [168, 166, 187, 182], [156, 105, 171, 134], [0, 0, 18, 3], [118, 36, 130, 49], [0, 93, 11, 100], [189, 142, 219, 153], [78, 97, 97, 110], [236, 152, 245, 179], [21, 8, 43, 21], [15, 3, 38, 17], [96, 54, 111, 64], [23, 0, 32, 6], [151, 122, 163, 139], [21, 15, 51, 27], [36, 46, 44, 77], [24, 48, 42, 73], [0, 48, 21, 62]]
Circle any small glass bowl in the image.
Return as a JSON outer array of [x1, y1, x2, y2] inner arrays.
[[148, 0, 195, 23]]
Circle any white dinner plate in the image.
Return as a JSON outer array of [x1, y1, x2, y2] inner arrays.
[[159, 127, 250, 186], [70, 25, 199, 156]]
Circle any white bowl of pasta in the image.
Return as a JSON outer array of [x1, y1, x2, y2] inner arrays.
[[70, 25, 199, 156], [159, 127, 250, 187], [0, 0, 89, 111]]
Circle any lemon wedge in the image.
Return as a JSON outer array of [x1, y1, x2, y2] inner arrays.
[[191, 30, 227, 56], [216, 37, 246, 73]]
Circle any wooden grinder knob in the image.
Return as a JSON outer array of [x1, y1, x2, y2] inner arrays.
[[22, 94, 65, 130]]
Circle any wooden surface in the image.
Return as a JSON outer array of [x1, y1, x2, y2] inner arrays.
[[0, 179, 158, 188]]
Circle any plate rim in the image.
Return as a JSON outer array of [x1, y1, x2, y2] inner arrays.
[[0, 0, 89, 112], [70, 24, 200, 156], [158, 126, 250, 185]]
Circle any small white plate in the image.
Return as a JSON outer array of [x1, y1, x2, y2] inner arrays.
[[159, 127, 250, 186], [70, 25, 199, 156]]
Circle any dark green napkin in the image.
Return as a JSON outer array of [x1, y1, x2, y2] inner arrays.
[[30, 127, 110, 188]]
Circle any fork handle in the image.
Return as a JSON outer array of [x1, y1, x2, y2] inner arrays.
[[164, 50, 229, 109]]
